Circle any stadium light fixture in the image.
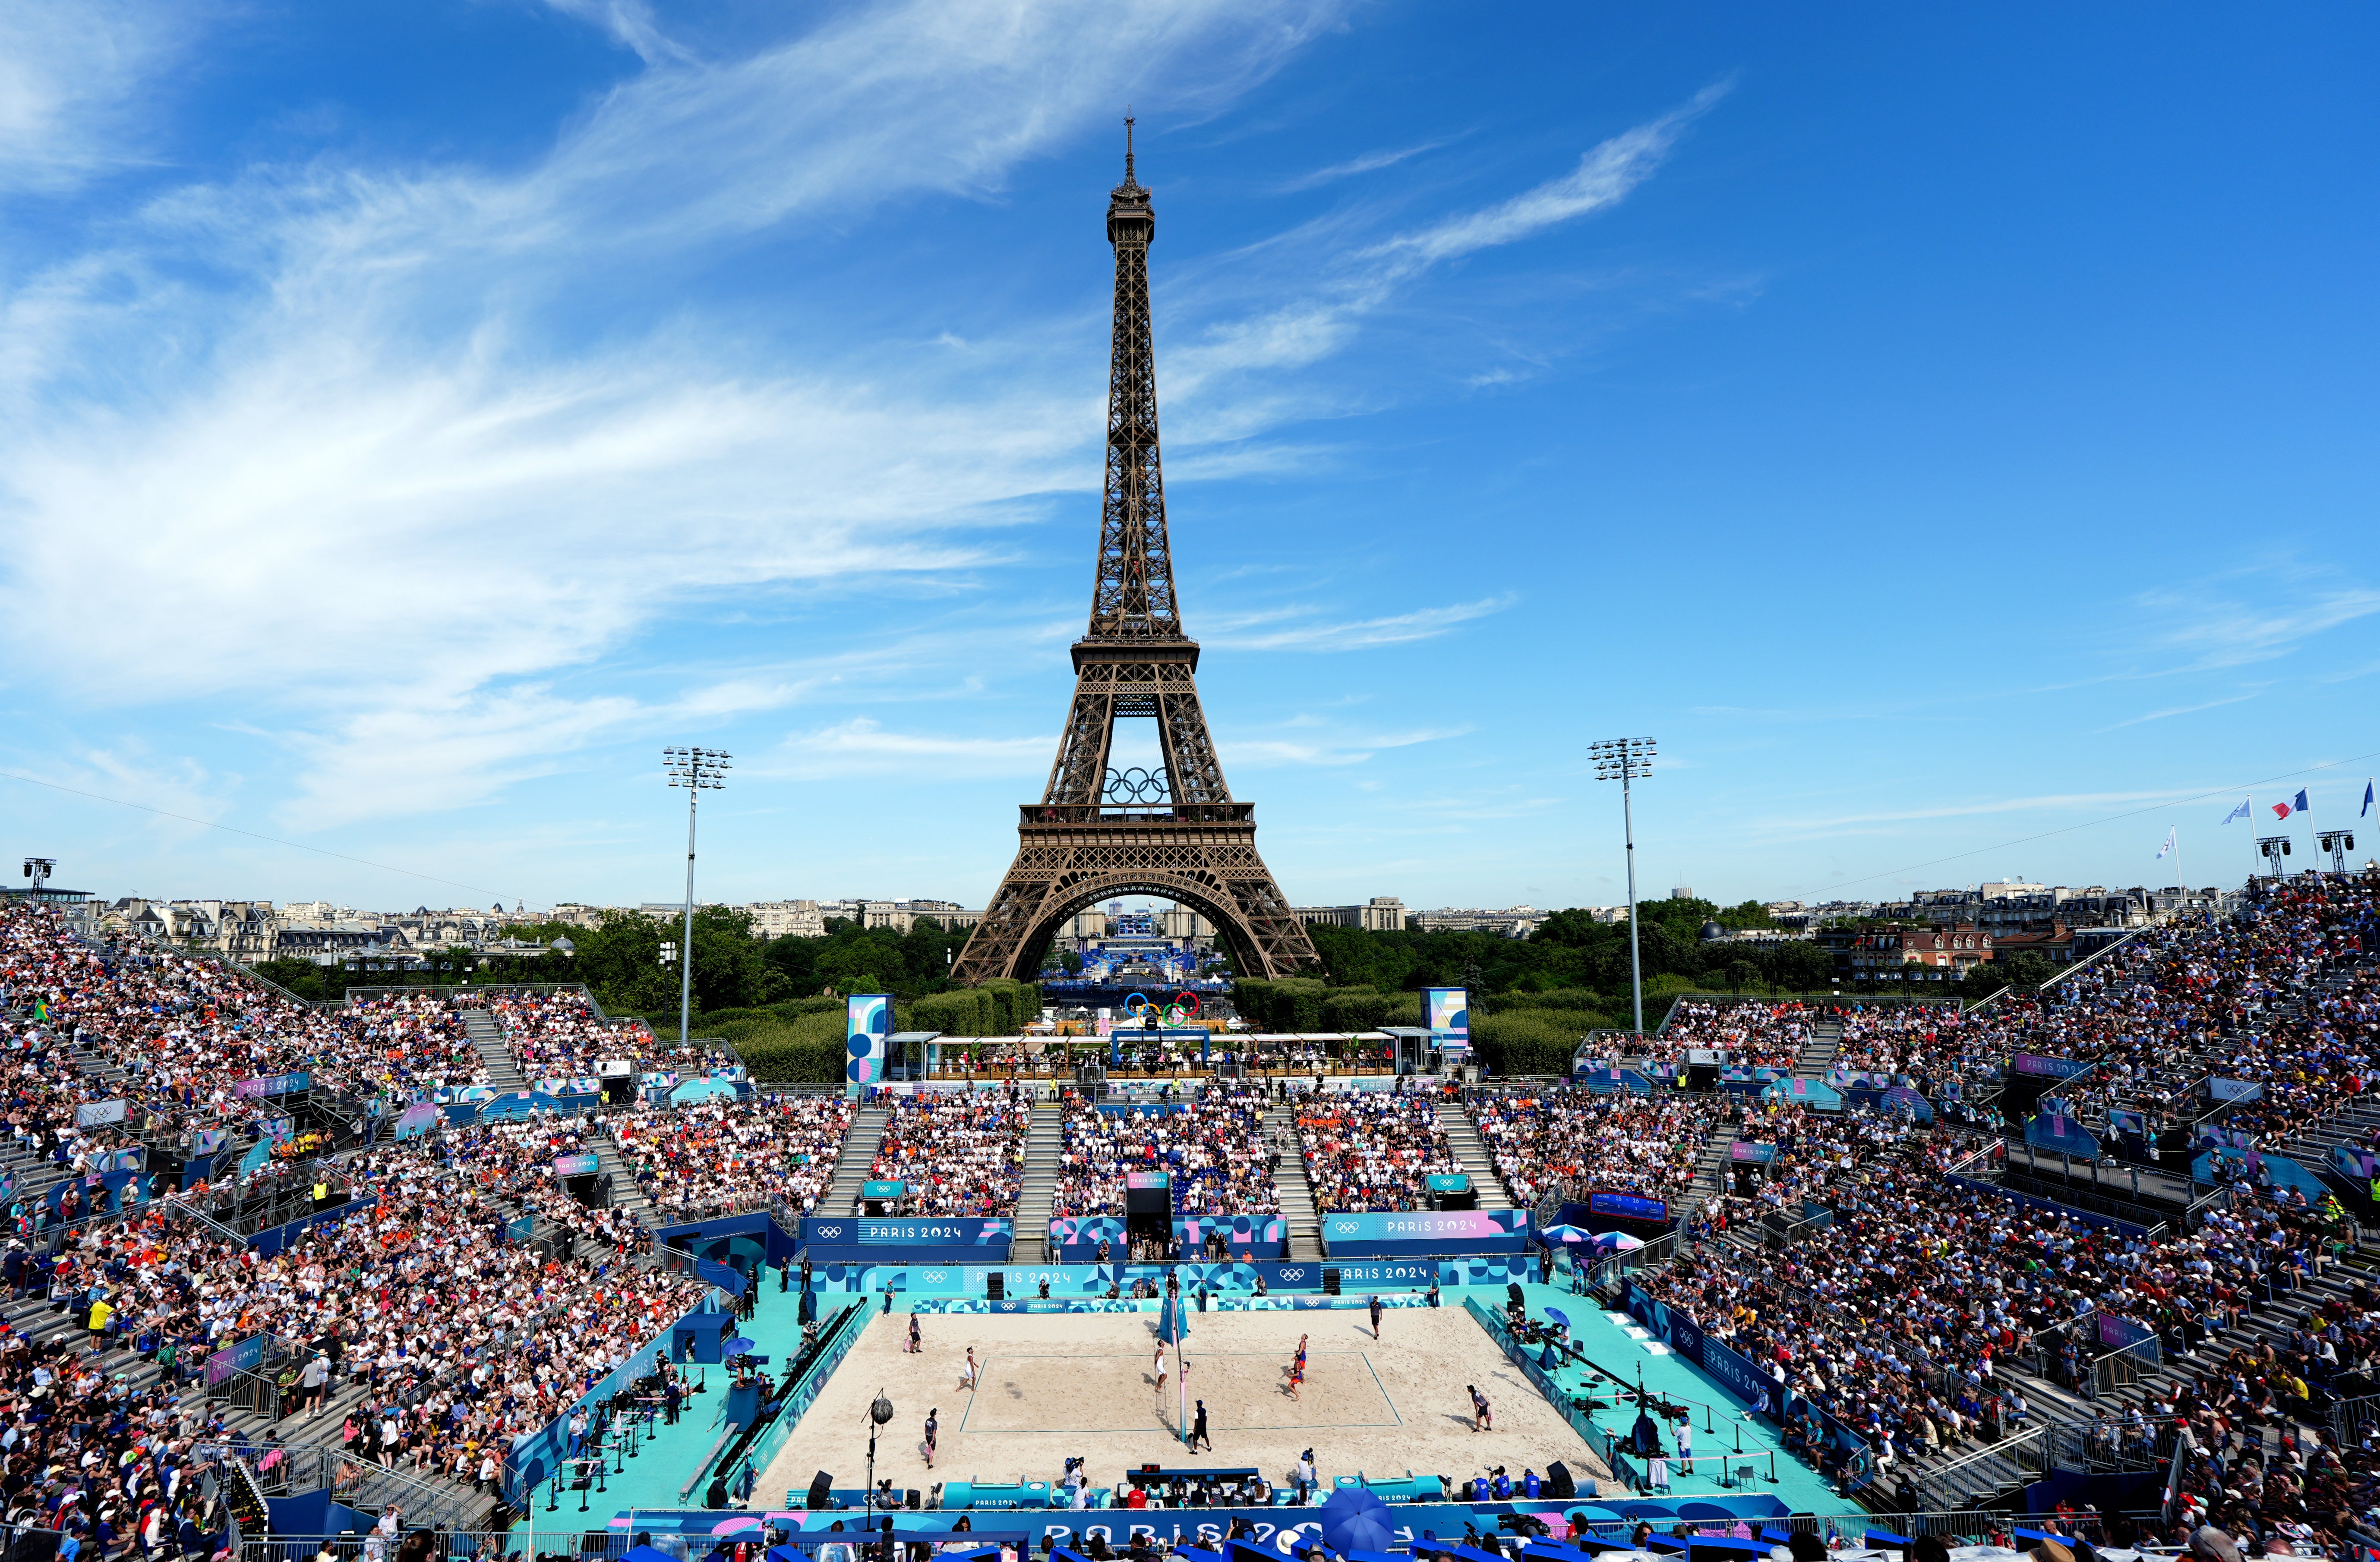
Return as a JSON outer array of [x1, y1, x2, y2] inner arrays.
[[1588, 737, 1656, 1036], [2317, 830, 2355, 874], [21, 858, 55, 891], [664, 746, 732, 1047]]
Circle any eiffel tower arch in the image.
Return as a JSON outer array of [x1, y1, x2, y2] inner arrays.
[[952, 124, 1321, 985]]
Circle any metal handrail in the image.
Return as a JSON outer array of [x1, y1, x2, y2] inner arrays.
[[2042, 929, 2146, 993]]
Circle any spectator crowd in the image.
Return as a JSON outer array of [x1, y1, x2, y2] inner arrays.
[[1054, 1085, 1279, 1218]]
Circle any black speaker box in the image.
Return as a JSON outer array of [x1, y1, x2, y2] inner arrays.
[[1322, 1269, 1341, 1296], [1544, 1462, 1575, 1500], [807, 1472, 833, 1510], [906, 1490, 921, 1510], [987, 1272, 1005, 1300]]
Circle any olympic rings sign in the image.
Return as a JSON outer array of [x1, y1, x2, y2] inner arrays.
[[1124, 990, 1203, 1029]]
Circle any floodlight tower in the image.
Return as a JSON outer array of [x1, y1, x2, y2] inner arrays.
[[663, 747, 732, 1046], [2256, 835, 2291, 881], [21, 859, 55, 892], [2317, 829, 2356, 875], [1590, 737, 1657, 1037]]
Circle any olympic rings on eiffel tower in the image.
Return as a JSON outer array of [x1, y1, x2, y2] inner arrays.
[[1102, 766, 1171, 805]]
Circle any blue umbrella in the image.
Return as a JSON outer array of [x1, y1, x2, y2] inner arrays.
[[1540, 1224, 1594, 1244], [1318, 1487, 1397, 1554], [723, 1336, 758, 1357], [1543, 1307, 1572, 1329]]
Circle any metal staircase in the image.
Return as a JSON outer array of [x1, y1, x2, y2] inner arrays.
[[1010, 1101, 1064, 1265], [1434, 1100, 1513, 1209], [820, 1103, 890, 1218], [1266, 1104, 1323, 1260], [462, 1009, 529, 1093], [592, 1124, 655, 1224], [1794, 1017, 1841, 1082]]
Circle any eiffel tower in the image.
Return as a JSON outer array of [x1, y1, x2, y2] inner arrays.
[[952, 125, 1321, 984]]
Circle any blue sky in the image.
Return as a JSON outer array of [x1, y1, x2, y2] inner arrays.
[[3, 1, 2377, 916]]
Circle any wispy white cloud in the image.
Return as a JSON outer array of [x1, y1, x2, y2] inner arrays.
[[1273, 138, 1451, 192], [0, 0, 1354, 824], [1761, 790, 2187, 835], [2099, 692, 2259, 731], [2133, 568, 2380, 672], [1164, 82, 1729, 417], [0, 0, 196, 195], [765, 718, 1053, 780], [1228, 724, 1469, 768], [1360, 82, 1728, 273], [1202, 595, 1515, 650], [538, 0, 691, 65]]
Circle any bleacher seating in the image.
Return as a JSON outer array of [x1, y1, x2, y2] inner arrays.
[[1646, 999, 1809, 1069], [613, 1094, 854, 1220], [1054, 1084, 1279, 1217], [869, 1090, 1029, 1217], [1467, 1088, 1730, 1208], [1296, 1091, 1461, 1213]]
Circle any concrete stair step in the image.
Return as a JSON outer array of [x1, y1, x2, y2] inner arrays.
[[1011, 1101, 1064, 1265], [1266, 1105, 1323, 1261], [821, 1105, 890, 1219], [1434, 1101, 1513, 1209]]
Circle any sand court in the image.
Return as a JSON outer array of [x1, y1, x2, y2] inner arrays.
[[960, 1348, 1400, 1434], [755, 1307, 1610, 1504]]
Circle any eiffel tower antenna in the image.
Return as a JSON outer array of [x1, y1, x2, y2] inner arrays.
[[952, 140, 1319, 985]]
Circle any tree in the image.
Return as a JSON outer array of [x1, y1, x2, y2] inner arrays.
[[1966, 949, 2055, 998]]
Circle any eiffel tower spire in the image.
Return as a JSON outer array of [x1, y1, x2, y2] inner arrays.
[[1091, 117, 1178, 639], [950, 133, 1319, 986]]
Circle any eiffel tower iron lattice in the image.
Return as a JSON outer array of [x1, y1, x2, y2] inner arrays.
[[952, 124, 1321, 984]]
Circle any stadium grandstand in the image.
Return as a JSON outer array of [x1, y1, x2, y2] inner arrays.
[[0, 870, 2373, 1561]]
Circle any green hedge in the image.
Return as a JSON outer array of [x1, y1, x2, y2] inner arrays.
[[1231, 977, 1330, 1032], [732, 1009, 849, 1084], [1480, 988, 1609, 1015], [1473, 1008, 1602, 1077], [1320, 988, 1389, 1032], [896, 981, 1041, 1036]]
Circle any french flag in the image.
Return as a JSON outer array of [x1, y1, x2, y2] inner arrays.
[[2271, 787, 2311, 820]]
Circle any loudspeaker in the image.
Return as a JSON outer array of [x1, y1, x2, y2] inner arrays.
[[1544, 1462, 1575, 1500], [987, 1272, 1005, 1301], [906, 1490, 921, 1510], [807, 1472, 833, 1510], [1322, 1269, 1340, 1296]]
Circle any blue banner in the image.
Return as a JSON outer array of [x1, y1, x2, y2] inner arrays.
[[801, 1215, 1013, 1261], [206, 1333, 268, 1386], [1318, 1208, 1528, 1257], [2095, 1312, 2161, 1358], [235, 1071, 311, 1099]]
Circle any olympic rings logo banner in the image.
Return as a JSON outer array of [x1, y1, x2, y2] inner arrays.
[[1122, 989, 1203, 1029]]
